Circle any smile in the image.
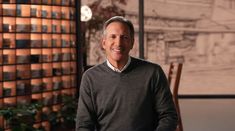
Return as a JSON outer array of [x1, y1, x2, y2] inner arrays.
[[112, 48, 123, 53]]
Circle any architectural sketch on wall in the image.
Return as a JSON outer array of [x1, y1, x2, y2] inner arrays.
[[83, 0, 235, 95]]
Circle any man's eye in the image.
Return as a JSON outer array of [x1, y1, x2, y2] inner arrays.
[[121, 35, 129, 40], [109, 35, 116, 39], [123, 35, 129, 39]]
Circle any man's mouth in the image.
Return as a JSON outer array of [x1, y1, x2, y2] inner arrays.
[[112, 48, 123, 53]]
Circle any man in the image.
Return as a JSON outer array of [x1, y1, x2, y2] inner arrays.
[[76, 16, 178, 131]]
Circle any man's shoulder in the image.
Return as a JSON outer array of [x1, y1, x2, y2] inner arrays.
[[129, 57, 165, 78], [83, 62, 107, 76], [131, 57, 161, 69]]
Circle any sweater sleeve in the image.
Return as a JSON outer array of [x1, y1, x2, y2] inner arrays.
[[76, 73, 96, 131], [153, 66, 178, 131]]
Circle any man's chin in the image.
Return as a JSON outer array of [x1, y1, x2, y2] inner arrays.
[[110, 56, 124, 62]]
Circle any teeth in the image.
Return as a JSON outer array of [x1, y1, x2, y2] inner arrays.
[[113, 48, 122, 52]]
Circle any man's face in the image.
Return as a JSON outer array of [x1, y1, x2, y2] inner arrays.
[[102, 22, 134, 64]]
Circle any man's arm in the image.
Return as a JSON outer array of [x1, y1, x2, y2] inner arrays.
[[76, 73, 96, 131], [154, 67, 178, 131]]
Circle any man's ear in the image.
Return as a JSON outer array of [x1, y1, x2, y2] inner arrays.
[[101, 38, 106, 50], [130, 38, 135, 49]]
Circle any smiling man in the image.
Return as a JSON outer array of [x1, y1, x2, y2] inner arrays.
[[101, 18, 134, 71], [76, 16, 178, 131]]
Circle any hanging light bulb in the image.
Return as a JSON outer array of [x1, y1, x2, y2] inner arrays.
[[81, 5, 92, 22]]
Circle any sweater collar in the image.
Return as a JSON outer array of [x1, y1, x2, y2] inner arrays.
[[106, 56, 131, 73]]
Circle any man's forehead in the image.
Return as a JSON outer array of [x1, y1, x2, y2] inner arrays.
[[105, 23, 130, 34], [106, 22, 129, 29], [106, 31, 129, 35]]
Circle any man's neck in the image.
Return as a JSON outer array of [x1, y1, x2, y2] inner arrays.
[[107, 57, 131, 71], [110, 60, 127, 70]]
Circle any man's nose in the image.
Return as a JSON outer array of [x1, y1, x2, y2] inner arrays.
[[115, 37, 123, 45]]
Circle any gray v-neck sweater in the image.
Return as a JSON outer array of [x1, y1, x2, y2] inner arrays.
[[76, 57, 178, 131]]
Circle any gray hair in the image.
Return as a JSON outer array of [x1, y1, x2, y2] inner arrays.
[[102, 16, 135, 41]]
